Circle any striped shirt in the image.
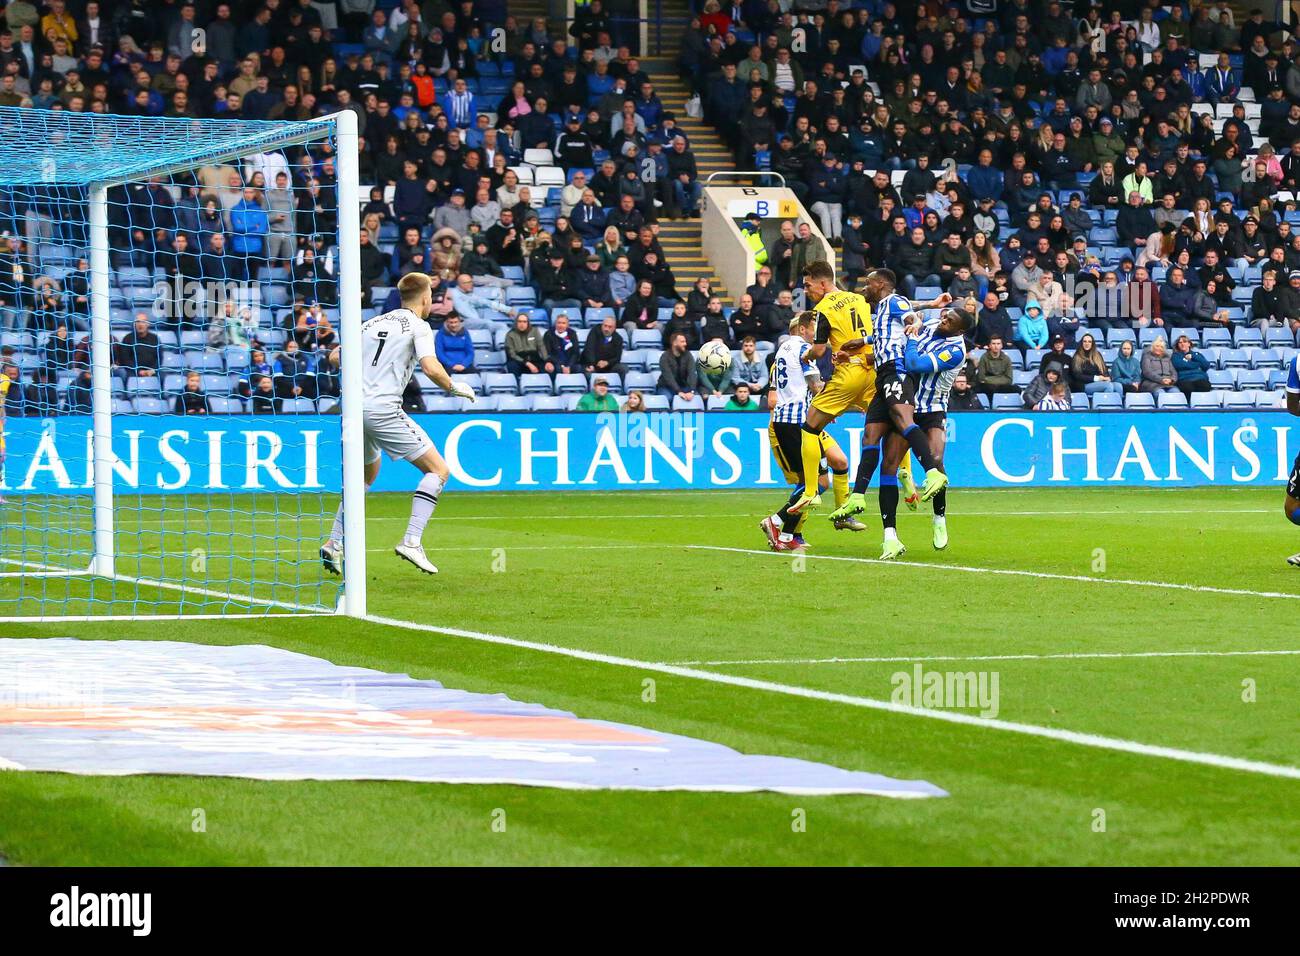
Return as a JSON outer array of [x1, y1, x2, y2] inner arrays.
[[771, 336, 816, 424], [873, 292, 916, 374], [911, 325, 967, 415]]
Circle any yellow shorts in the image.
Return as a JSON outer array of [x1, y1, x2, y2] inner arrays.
[[809, 361, 876, 419], [768, 422, 842, 486]]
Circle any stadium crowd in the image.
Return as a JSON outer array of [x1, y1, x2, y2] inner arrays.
[[0, 0, 1296, 415]]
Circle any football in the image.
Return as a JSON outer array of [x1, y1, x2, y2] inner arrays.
[[697, 340, 733, 374]]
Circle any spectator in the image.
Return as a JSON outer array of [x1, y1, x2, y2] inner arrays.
[[668, 137, 701, 217], [1071, 334, 1122, 396], [1171, 335, 1213, 397], [175, 370, 211, 415], [948, 371, 982, 411], [435, 315, 475, 374], [731, 337, 769, 393], [544, 313, 582, 375], [273, 340, 317, 399], [1252, 270, 1285, 330], [724, 382, 759, 410], [113, 314, 161, 383], [1140, 337, 1178, 393], [576, 376, 620, 411], [450, 273, 516, 329], [1107, 340, 1138, 392], [623, 390, 646, 413], [1016, 299, 1050, 350], [1022, 365, 1065, 409], [582, 315, 628, 379], [250, 375, 278, 414], [504, 313, 548, 376], [1033, 380, 1074, 411], [1159, 267, 1197, 326], [975, 336, 1017, 397], [620, 278, 660, 334], [894, 226, 940, 299], [657, 332, 698, 403], [1192, 280, 1233, 330], [975, 293, 1015, 347]]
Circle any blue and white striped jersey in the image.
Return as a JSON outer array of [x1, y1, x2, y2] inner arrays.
[[904, 324, 967, 415], [873, 292, 916, 374], [771, 336, 817, 424], [1287, 353, 1300, 394]]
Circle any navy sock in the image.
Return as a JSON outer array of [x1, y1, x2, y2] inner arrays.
[[1289, 507, 1300, 527], [903, 424, 938, 471], [853, 441, 882, 494], [778, 485, 803, 533], [880, 475, 899, 530], [932, 486, 947, 518]]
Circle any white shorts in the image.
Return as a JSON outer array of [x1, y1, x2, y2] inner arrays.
[[363, 406, 435, 463]]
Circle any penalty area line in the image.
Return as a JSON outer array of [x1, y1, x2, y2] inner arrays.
[[362, 612, 1300, 781], [688, 546, 1300, 601]]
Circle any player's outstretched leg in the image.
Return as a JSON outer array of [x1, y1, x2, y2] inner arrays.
[[394, 450, 448, 575], [1285, 489, 1300, 566], [788, 424, 825, 513], [879, 474, 906, 560], [322, 462, 379, 575]]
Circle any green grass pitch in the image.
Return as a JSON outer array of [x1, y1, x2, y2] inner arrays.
[[0, 486, 1298, 865]]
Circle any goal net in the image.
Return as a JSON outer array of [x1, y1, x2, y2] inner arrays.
[[0, 107, 366, 621]]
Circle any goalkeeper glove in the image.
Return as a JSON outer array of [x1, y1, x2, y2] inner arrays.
[[449, 381, 477, 402]]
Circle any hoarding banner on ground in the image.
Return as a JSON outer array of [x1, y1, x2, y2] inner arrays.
[[3, 411, 1293, 493], [0, 639, 946, 797]]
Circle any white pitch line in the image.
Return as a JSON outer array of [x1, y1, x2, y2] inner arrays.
[[690, 546, 1300, 601], [669, 649, 1300, 666], [361, 612, 1300, 781]]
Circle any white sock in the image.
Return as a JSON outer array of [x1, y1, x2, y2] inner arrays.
[[404, 472, 445, 545], [771, 512, 783, 525], [778, 531, 793, 542], [933, 514, 946, 525], [329, 482, 371, 547], [884, 527, 899, 542]]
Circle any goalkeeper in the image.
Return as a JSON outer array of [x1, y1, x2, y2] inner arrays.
[[321, 273, 477, 577]]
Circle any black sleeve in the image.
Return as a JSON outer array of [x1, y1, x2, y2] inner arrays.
[[814, 313, 831, 345]]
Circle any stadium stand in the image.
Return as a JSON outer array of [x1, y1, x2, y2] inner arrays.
[[1, 1, 1298, 415]]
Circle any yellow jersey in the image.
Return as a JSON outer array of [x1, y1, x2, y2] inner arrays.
[[812, 289, 873, 362]]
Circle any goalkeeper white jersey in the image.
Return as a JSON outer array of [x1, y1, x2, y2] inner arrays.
[[361, 308, 435, 408]]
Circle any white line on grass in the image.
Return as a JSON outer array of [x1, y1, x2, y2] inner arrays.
[[668, 649, 1300, 666], [689, 546, 1300, 601], [361, 612, 1300, 781]]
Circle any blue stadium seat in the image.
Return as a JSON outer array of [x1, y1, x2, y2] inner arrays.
[[1223, 391, 1254, 409], [126, 375, 161, 396], [496, 395, 533, 411], [1091, 391, 1122, 410], [424, 395, 459, 412], [1012, 370, 1036, 388], [1106, 328, 1135, 348], [483, 372, 519, 395], [1124, 392, 1156, 409], [468, 394, 499, 412], [1236, 369, 1268, 390], [914, 286, 942, 300], [223, 346, 249, 370], [621, 348, 647, 372], [1167, 327, 1199, 346], [1071, 391, 1089, 410], [1088, 226, 1118, 245], [533, 395, 567, 411], [1190, 391, 1222, 409], [991, 393, 1022, 410], [1156, 391, 1188, 409], [1208, 369, 1235, 389], [1268, 369, 1290, 390], [1255, 392, 1279, 408], [631, 329, 661, 350], [706, 394, 729, 411], [1253, 348, 1284, 369], [209, 396, 245, 414], [1201, 326, 1232, 348], [132, 397, 169, 414], [1265, 327, 1295, 348], [475, 350, 506, 371], [451, 372, 484, 394], [673, 394, 704, 411], [200, 373, 230, 395], [468, 328, 493, 349], [280, 398, 317, 414], [555, 373, 588, 394], [505, 287, 536, 306], [1233, 327, 1264, 348], [641, 394, 671, 411], [1220, 348, 1251, 369], [519, 373, 554, 395], [625, 371, 658, 391]]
